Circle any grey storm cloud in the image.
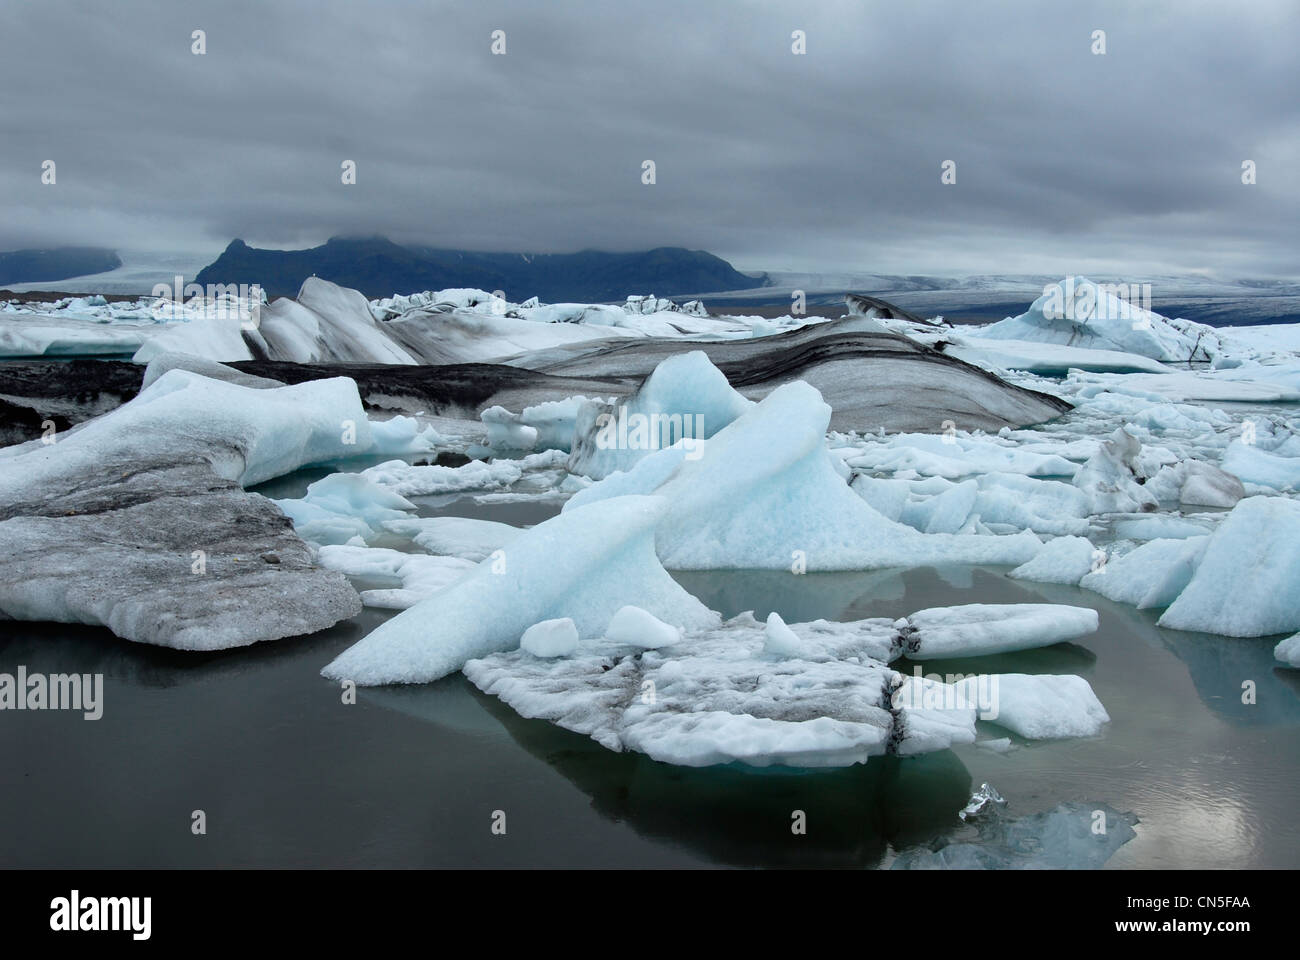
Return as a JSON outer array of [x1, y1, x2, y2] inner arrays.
[[1, 0, 1297, 277]]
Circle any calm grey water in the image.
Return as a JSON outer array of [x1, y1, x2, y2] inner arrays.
[[2, 492, 1298, 868]]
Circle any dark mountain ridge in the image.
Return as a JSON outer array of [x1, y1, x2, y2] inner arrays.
[[0, 247, 121, 285], [195, 236, 766, 301]]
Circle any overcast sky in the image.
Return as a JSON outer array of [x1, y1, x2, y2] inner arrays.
[[2, 0, 1297, 278]]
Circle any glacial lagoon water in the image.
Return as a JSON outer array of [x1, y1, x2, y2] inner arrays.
[[2, 488, 1298, 868]]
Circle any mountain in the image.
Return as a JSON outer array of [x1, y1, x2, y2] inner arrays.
[[0, 247, 122, 286], [194, 236, 766, 301]]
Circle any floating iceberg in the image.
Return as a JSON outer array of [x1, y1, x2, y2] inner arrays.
[[1009, 537, 1099, 585], [900, 604, 1099, 659], [465, 602, 1104, 768], [465, 612, 974, 768], [969, 277, 1224, 363], [1276, 634, 1300, 669], [566, 351, 753, 479], [321, 495, 720, 685], [566, 380, 1044, 571], [1081, 537, 1207, 609], [273, 472, 417, 546], [1158, 496, 1300, 636], [0, 370, 365, 648], [1072, 426, 1158, 514], [956, 673, 1110, 739]]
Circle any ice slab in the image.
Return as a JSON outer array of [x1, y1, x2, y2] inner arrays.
[[1276, 633, 1300, 669], [464, 612, 976, 768], [0, 370, 365, 648], [957, 673, 1109, 739], [321, 495, 720, 685], [1159, 496, 1300, 636], [1009, 536, 1098, 585], [899, 604, 1099, 660], [382, 515, 523, 562], [315, 543, 475, 610], [1081, 536, 1207, 609]]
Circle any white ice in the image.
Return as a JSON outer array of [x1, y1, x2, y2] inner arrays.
[[957, 673, 1110, 739], [1158, 496, 1300, 636], [565, 380, 1044, 571], [520, 618, 580, 658], [900, 604, 1099, 659], [321, 495, 720, 685], [566, 350, 754, 479]]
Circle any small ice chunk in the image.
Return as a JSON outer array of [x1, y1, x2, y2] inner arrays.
[[959, 782, 1007, 821], [1072, 426, 1158, 514], [520, 618, 580, 658], [1081, 536, 1206, 609], [763, 611, 810, 658], [902, 604, 1099, 660], [1009, 536, 1097, 585], [1275, 633, 1300, 668], [958, 673, 1109, 739], [383, 516, 522, 561], [606, 605, 682, 649]]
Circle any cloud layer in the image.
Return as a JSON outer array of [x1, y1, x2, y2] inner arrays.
[[2, 0, 1297, 277]]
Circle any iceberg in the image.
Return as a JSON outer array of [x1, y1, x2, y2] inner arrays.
[[1276, 633, 1300, 669], [969, 276, 1224, 363], [321, 495, 720, 685], [957, 673, 1110, 739], [0, 370, 365, 648], [1009, 536, 1098, 585], [900, 604, 1099, 659], [465, 611, 976, 767], [1221, 438, 1300, 492], [566, 351, 753, 479], [566, 380, 1044, 571], [464, 601, 1105, 768], [1158, 496, 1300, 636], [1081, 536, 1207, 609], [1072, 426, 1158, 514], [273, 472, 417, 546]]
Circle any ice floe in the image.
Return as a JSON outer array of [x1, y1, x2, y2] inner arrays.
[[463, 602, 1104, 767], [1157, 496, 1300, 636], [0, 370, 367, 648], [321, 495, 720, 685], [956, 673, 1110, 739]]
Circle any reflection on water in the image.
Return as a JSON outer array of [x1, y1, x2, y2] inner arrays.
[[3, 553, 1298, 866]]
